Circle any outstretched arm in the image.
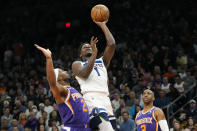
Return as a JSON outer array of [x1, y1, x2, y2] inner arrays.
[[35, 44, 67, 104], [95, 21, 115, 68], [154, 108, 169, 131], [72, 37, 98, 79]]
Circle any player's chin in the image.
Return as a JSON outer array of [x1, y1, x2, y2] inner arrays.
[[85, 52, 92, 57]]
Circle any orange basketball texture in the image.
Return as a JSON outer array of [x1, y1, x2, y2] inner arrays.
[[91, 4, 110, 22]]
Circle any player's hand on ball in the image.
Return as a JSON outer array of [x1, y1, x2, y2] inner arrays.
[[34, 44, 52, 59], [90, 36, 98, 56], [94, 20, 108, 27]]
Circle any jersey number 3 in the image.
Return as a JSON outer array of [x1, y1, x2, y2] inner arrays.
[[141, 125, 146, 131], [81, 99, 88, 112], [94, 67, 101, 76]]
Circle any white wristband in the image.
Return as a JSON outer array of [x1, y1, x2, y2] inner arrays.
[[158, 120, 169, 131]]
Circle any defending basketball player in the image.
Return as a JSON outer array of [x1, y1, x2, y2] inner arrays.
[[72, 20, 116, 131], [135, 89, 169, 131], [34, 44, 91, 131]]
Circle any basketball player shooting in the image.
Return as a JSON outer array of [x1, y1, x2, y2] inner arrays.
[[34, 44, 91, 131], [135, 89, 169, 131], [72, 19, 116, 131]]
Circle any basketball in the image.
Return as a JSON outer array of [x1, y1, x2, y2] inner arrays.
[[91, 4, 110, 22]]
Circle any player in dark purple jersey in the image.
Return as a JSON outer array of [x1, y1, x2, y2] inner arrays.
[[35, 44, 91, 131], [135, 89, 169, 131]]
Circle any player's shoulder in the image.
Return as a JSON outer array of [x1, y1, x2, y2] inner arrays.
[[96, 57, 104, 63], [135, 110, 141, 120], [154, 107, 163, 112], [72, 60, 83, 67], [153, 107, 165, 116]]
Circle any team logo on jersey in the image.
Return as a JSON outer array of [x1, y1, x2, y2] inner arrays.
[[136, 117, 153, 125]]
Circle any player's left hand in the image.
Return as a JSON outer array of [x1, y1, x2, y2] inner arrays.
[[34, 44, 52, 59]]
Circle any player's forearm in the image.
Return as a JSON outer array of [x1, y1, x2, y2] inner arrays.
[[78, 54, 97, 79], [100, 24, 115, 46], [46, 58, 57, 87]]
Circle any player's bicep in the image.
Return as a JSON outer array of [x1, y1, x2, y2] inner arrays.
[[102, 44, 115, 68], [155, 108, 166, 121]]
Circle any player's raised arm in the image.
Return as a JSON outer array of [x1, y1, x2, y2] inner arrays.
[[34, 44, 67, 104], [154, 108, 169, 131], [72, 37, 98, 79], [95, 21, 116, 68]]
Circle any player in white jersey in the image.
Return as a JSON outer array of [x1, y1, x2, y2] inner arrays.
[[72, 21, 116, 131]]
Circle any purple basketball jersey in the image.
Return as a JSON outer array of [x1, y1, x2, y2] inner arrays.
[[57, 86, 89, 129], [136, 107, 161, 131]]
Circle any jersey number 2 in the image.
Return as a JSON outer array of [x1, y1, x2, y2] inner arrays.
[[81, 99, 88, 112], [141, 125, 146, 131], [94, 67, 100, 76]]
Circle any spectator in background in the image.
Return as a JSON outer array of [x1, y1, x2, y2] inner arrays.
[[49, 110, 61, 126], [1, 106, 13, 123], [186, 117, 195, 130], [178, 68, 186, 79], [12, 126, 19, 131], [161, 76, 171, 93], [24, 111, 39, 131], [38, 116, 49, 130], [36, 103, 45, 119], [25, 100, 34, 116], [183, 70, 196, 100], [51, 126, 59, 131], [132, 79, 144, 97], [186, 99, 197, 119], [8, 119, 24, 131], [48, 119, 61, 131], [18, 113, 27, 127], [154, 90, 170, 109], [129, 99, 141, 119], [164, 66, 174, 79], [176, 50, 188, 71], [112, 92, 120, 112], [193, 123, 197, 131], [115, 98, 126, 119], [15, 99, 27, 113], [38, 124, 45, 131], [1, 116, 9, 129], [128, 74, 138, 88], [119, 111, 136, 131], [44, 97, 54, 115], [125, 91, 136, 107], [174, 75, 185, 94], [183, 70, 196, 88], [170, 120, 184, 131], [42, 111, 49, 127]]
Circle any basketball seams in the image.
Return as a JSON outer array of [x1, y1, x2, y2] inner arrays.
[[91, 4, 109, 22]]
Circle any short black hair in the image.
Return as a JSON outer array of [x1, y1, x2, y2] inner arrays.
[[78, 42, 89, 57], [122, 111, 129, 116]]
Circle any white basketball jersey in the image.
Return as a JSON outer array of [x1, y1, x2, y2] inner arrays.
[[76, 57, 109, 95]]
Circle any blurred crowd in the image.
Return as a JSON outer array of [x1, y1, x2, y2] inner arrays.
[[0, 0, 197, 131]]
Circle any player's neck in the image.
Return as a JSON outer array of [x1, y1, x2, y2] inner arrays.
[[83, 56, 91, 61], [60, 82, 70, 87], [143, 103, 154, 112]]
